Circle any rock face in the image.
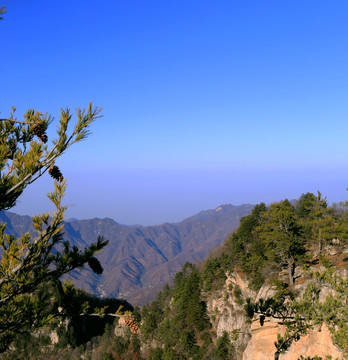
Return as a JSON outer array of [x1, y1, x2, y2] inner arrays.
[[280, 324, 342, 360], [206, 269, 345, 360], [243, 321, 342, 360], [242, 320, 342, 360], [206, 273, 255, 358], [242, 318, 281, 360]]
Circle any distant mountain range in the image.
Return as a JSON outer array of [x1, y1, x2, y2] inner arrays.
[[0, 204, 254, 306]]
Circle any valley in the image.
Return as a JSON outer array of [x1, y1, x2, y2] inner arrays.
[[0, 203, 253, 305]]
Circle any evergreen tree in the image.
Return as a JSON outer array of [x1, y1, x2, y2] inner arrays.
[[227, 202, 266, 265], [296, 192, 334, 251], [257, 200, 306, 287], [0, 104, 108, 351], [213, 331, 234, 360]]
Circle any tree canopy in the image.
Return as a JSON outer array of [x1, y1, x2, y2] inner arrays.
[[256, 199, 306, 287]]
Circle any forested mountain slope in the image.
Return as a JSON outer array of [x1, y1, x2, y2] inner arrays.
[[2, 192, 347, 360], [0, 203, 253, 305], [134, 192, 347, 359]]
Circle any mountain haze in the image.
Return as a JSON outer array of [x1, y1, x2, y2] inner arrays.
[[0, 204, 253, 305]]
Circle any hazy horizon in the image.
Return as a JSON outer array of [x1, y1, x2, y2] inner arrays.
[[10, 166, 348, 226]]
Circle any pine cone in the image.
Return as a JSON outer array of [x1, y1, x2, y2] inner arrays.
[[124, 315, 139, 334], [87, 257, 103, 274], [32, 123, 48, 143], [48, 165, 64, 182]]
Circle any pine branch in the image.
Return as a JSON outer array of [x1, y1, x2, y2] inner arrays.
[[0, 118, 36, 125], [0, 5, 6, 20]]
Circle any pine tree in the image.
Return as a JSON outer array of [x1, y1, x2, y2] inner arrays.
[[296, 192, 335, 251], [257, 200, 306, 287], [0, 104, 108, 352]]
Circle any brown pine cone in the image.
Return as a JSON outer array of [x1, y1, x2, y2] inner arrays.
[[124, 316, 139, 334], [32, 123, 48, 143], [87, 257, 103, 274], [48, 165, 64, 182]]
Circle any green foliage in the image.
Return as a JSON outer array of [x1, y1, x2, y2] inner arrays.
[[230, 328, 240, 342], [172, 263, 211, 333], [318, 254, 332, 268], [213, 331, 234, 360], [256, 199, 306, 287], [180, 330, 199, 355], [141, 299, 164, 339], [296, 192, 335, 249], [9, 188, 341, 359], [233, 284, 244, 305], [294, 268, 348, 357], [227, 202, 266, 266], [296, 192, 323, 218], [251, 266, 347, 358], [333, 202, 348, 245], [13, 189, 341, 360], [53, 281, 133, 345], [3, 333, 52, 359], [215, 199, 308, 290], [2, 285, 132, 356], [239, 203, 267, 237], [201, 202, 269, 291], [148, 347, 164, 360], [247, 280, 295, 326], [0, 104, 101, 210], [141, 286, 172, 340], [0, 104, 108, 352], [2, 294, 137, 359], [202, 258, 226, 291], [199, 193, 347, 358], [140, 263, 212, 359], [163, 346, 178, 360]]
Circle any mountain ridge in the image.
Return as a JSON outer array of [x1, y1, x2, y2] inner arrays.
[[0, 203, 254, 305]]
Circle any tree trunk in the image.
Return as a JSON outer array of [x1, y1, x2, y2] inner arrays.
[[288, 257, 294, 287], [318, 228, 322, 253]]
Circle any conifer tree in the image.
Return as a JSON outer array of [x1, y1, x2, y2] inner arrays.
[[0, 104, 108, 352], [296, 192, 334, 251], [257, 200, 306, 287]]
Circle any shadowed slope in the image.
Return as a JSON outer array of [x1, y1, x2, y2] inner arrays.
[[0, 203, 253, 305]]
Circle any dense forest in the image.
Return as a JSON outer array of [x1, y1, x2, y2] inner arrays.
[[3, 192, 347, 359]]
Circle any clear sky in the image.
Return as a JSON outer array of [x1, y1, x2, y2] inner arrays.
[[2, 1, 348, 225]]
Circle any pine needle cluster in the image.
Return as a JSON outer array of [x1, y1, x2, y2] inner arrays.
[[0, 103, 108, 352]]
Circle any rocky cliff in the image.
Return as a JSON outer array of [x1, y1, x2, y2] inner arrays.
[[205, 244, 347, 359]]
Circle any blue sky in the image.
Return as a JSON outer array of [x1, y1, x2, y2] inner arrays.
[[2, 1, 348, 225]]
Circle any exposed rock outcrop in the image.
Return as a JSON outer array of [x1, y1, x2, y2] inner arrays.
[[207, 262, 345, 360], [206, 273, 255, 358], [243, 321, 342, 360]]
